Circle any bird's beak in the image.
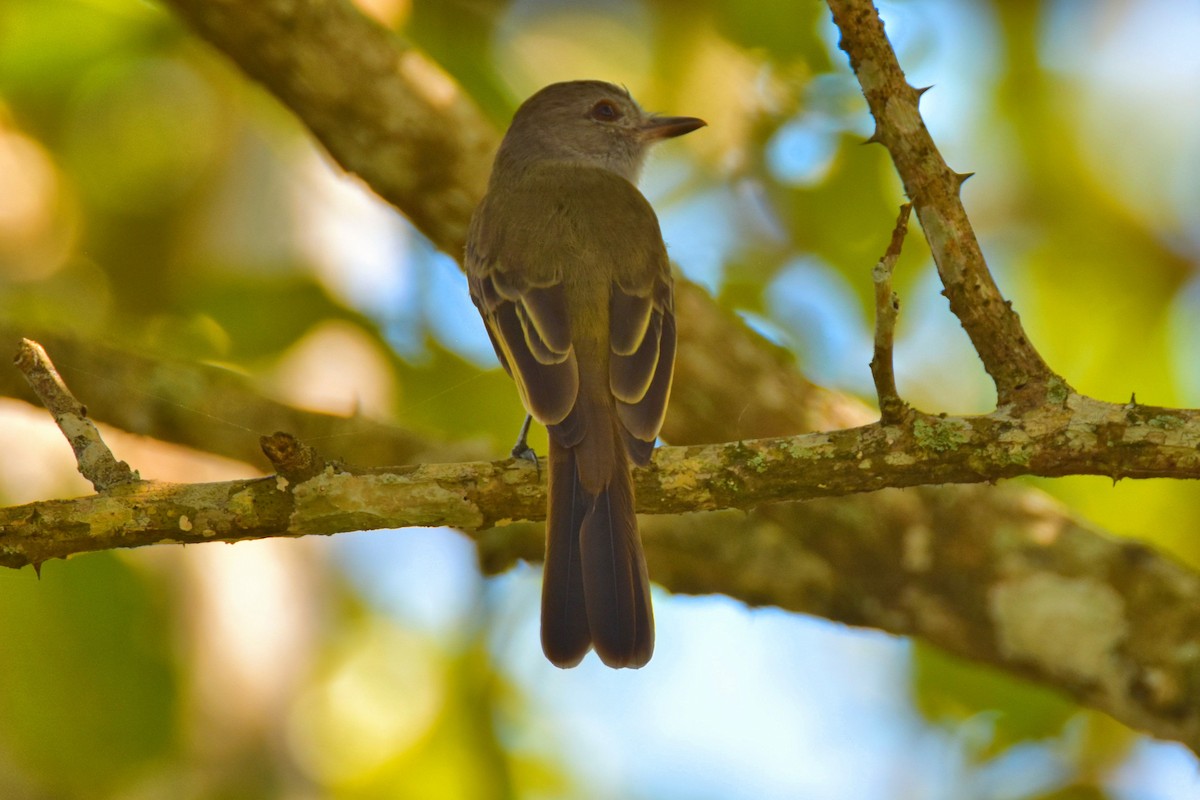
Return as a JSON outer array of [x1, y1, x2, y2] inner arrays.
[[639, 115, 707, 141]]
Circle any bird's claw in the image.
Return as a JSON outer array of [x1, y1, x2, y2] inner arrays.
[[511, 443, 540, 471], [510, 414, 540, 476]]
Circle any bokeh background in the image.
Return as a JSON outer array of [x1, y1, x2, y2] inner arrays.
[[2, 0, 1200, 797]]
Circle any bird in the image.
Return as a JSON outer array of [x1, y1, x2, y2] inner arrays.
[[465, 81, 705, 668]]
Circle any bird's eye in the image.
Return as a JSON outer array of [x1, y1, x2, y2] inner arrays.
[[590, 100, 622, 122]]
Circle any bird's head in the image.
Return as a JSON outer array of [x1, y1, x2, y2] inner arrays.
[[495, 80, 705, 183]]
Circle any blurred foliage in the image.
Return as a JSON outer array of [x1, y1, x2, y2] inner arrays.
[[0, 557, 176, 797], [913, 644, 1079, 760], [1, 0, 1198, 797]]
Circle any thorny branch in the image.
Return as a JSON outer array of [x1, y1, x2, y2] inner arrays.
[[828, 0, 1057, 406]]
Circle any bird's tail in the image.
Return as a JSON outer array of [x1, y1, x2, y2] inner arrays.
[[541, 427, 654, 669]]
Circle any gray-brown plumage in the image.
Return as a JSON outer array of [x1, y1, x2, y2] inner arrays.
[[465, 81, 704, 668]]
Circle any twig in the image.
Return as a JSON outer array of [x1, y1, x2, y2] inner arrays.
[[261, 431, 331, 484], [13, 339, 138, 491], [0, 325, 470, 468], [870, 204, 912, 423]]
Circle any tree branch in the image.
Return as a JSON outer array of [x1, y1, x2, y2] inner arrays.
[[632, 487, 1200, 757], [8, 391, 1200, 568], [828, 0, 1057, 406]]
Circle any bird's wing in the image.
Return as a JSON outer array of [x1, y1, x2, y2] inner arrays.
[[466, 176, 580, 427], [468, 257, 579, 428]]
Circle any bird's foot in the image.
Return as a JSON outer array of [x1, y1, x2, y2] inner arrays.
[[510, 414, 540, 475]]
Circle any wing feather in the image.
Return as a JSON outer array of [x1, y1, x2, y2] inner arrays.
[[615, 308, 676, 451], [491, 300, 578, 425], [609, 288, 653, 356]]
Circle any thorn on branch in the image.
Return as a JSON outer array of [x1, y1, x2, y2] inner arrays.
[[14, 338, 138, 492], [869, 205, 913, 425]]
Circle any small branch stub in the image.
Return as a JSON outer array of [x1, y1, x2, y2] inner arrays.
[[870, 204, 912, 424], [14, 338, 138, 491], [260, 431, 328, 484]]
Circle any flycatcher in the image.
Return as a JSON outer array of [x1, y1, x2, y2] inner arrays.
[[466, 81, 704, 668]]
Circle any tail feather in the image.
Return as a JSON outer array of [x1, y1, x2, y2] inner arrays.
[[580, 458, 654, 668], [541, 422, 654, 669], [541, 438, 591, 667]]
